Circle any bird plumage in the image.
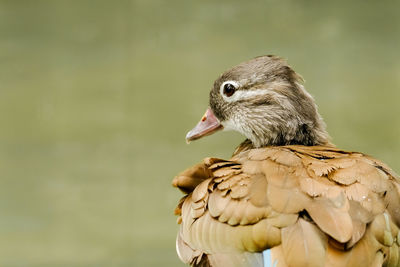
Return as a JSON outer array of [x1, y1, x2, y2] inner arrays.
[[173, 56, 400, 267]]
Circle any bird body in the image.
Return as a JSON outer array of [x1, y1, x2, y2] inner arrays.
[[173, 56, 400, 266]]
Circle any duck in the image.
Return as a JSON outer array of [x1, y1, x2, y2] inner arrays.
[[172, 55, 400, 267]]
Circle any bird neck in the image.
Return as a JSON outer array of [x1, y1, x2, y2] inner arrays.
[[234, 121, 332, 155]]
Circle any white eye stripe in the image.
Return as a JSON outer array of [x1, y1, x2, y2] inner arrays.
[[221, 87, 272, 103]]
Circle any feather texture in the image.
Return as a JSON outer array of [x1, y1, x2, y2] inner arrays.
[[173, 145, 400, 266]]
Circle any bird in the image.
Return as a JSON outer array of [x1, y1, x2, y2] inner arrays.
[[172, 55, 400, 267]]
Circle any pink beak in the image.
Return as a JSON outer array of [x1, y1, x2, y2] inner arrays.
[[186, 108, 223, 143]]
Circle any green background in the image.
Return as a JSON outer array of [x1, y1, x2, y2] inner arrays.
[[1, 0, 399, 266]]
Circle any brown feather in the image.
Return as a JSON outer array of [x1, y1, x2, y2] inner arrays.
[[174, 145, 400, 267], [281, 218, 328, 267], [173, 162, 213, 193], [306, 195, 353, 243], [267, 183, 311, 213]]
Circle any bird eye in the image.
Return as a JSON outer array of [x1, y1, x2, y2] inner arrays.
[[221, 81, 238, 97]]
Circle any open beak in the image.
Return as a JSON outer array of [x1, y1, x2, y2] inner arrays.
[[186, 108, 223, 143]]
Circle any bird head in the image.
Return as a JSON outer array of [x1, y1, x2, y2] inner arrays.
[[186, 55, 331, 148]]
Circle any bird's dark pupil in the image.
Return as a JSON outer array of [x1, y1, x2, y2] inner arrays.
[[224, 83, 236, 97]]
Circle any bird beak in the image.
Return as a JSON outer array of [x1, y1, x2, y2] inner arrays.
[[186, 108, 223, 143]]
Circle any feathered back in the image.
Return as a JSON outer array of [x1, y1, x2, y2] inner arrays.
[[173, 145, 400, 267]]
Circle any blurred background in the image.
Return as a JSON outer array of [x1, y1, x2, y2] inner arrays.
[[0, 0, 399, 266]]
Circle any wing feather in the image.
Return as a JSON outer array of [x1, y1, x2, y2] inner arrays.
[[281, 218, 328, 267], [174, 145, 400, 266]]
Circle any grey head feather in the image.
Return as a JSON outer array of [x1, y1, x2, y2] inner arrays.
[[209, 55, 331, 148]]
